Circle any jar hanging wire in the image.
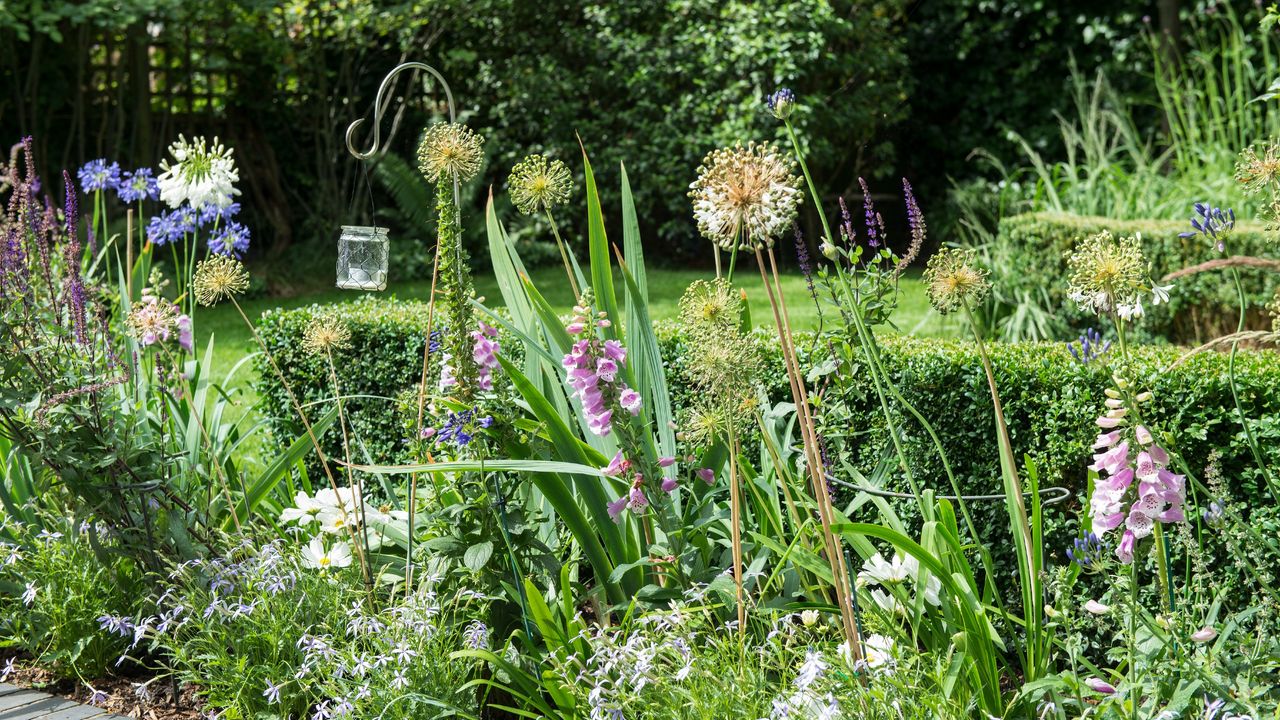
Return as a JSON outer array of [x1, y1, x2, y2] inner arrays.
[[339, 62, 458, 291]]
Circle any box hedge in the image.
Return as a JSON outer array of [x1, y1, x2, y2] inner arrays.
[[996, 212, 1279, 344], [257, 299, 1280, 590], [254, 296, 440, 472]]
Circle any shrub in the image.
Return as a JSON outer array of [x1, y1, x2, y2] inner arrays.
[[254, 297, 521, 474], [255, 296, 438, 473], [260, 300, 1280, 591], [994, 212, 1280, 343]]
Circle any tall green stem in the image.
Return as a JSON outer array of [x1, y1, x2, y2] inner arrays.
[[1109, 313, 1175, 612], [962, 301, 1042, 681], [544, 209, 580, 300], [1227, 268, 1277, 500]]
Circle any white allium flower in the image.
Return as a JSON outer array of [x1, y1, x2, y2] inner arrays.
[[157, 134, 240, 209], [689, 141, 802, 251]]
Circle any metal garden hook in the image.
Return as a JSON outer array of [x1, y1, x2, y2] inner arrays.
[[345, 61, 457, 161]]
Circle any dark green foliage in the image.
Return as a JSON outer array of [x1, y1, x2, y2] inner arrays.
[[255, 296, 438, 474], [992, 212, 1280, 343], [360, 0, 914, 261], [897, 0, 1155, 203]]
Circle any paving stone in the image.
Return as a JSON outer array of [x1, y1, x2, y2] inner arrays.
[[0, 685, 129, 719], [0, 692, 49, 713], [0, 696, 82, 719]]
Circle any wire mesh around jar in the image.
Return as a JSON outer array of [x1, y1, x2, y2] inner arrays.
[[336, 226, 389, 291]]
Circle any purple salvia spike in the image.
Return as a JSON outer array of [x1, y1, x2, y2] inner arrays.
[[837, 196, 854, 243], [858, 178, 879, 248], [64, 170, 77, 238]]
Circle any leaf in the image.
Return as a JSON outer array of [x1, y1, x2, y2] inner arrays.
[[233, 405, 340, 531], [464, 541, 494, 572]]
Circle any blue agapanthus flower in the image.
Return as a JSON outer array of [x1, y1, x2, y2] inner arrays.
[[432, 408, 493, 448], [767, 87, 795, 120], [1067, 327, 1110, 364], [208, 221, 251, 257], [198, 201, 241, 226], [146, 211, 182, 245], [1179, 202, 1235, 252], [173, 205, 198, 235], [78, 159, 121, 192], [116, 168, 159, 203], [1066, 532, 1107, 574]]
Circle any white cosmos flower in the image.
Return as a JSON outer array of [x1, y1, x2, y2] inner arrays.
[[868, 588, 902, 615], [157, 135, 240, 210], [858, 552, 910, 586], [317, 508, 351, 535], [279, 490, 324, 525], [301, 536, 351, 571], [863, 634, 895, 669]]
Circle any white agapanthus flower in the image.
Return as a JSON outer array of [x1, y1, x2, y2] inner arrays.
[[300, 536, 352, 571], [157, 135, 241, 209]]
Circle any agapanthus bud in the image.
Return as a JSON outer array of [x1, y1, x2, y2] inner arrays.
[[767, 88, 795, 120]]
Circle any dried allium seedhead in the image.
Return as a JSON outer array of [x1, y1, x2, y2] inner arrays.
[[192, 255, 250, 306], [126, 296, 179, 346], [1237, 140, 1280, 197], [689, 142, 802, 251], [1065, 231, 1147, 316], [417, 123, 485, 185], [923, 247, 990, 315], [302, 315, 352, 356], [677, 278, 760, 445], [508, 155, 573, 215]]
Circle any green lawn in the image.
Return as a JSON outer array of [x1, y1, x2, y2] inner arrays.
[[192, 266, 957, 442]]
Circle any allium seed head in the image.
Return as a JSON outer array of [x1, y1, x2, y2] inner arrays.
[[1066, 231, 1148, 316], [923, 247, 990, 315], [193, 255, 250, 306], [302, 315, 352, 356], [508, 155, 573, 215], [689, 142, 802, 251], [417, 123, 485, 184]]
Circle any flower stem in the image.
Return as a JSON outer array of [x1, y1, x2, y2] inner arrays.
[[1228, 267, 1278, 501], [326, 352, 375, 601], [544, 209, 581, 301], [230, 296, 373, 588]]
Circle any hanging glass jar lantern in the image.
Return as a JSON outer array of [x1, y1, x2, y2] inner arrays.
[[336, 225, 389, 290], [340, 62, 457, 292]]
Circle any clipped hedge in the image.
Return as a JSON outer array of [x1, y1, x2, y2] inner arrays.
[[997, 212, 1279, 344], [257, 299, 1280, 588], [255, 296, 439, 472]]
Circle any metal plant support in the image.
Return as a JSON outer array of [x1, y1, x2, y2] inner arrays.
[[338, 62, 460, 291]]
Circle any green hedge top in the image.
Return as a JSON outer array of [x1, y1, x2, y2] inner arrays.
[[254, 296, 439, 470], [257, 300, 1280, 514], [997, 212, 1279, 344]]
